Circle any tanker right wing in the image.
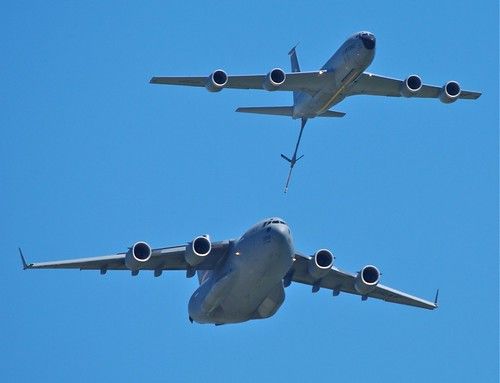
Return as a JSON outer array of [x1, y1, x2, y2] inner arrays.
[[150, 69, 329, 94]]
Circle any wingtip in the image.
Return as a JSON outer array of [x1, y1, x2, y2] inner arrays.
[[18, 247, 31, 270], [433, 288, 439, 307], [288, 42, 299, 56]]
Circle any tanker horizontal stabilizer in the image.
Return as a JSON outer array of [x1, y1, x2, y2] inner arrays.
[[318, 110, 346, 117], [235, 106, 294, 117], [236, 106, 345, 118]]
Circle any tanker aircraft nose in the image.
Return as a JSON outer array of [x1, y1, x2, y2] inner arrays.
[[359, 32, 376, 50]]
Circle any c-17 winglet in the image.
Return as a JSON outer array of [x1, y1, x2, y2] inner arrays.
[[434, 288, 440, 307], [19, 247, 32, 270]]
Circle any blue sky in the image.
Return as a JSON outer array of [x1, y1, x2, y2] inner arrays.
[[1, 1, 498, 382]]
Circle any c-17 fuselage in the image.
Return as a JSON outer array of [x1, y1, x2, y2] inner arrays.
[[188, 218, 294, 324]]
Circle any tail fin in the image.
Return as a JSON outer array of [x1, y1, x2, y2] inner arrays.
[[288, 44, 301, 73], [288, 45, 301, 106], [236, 106, 294, 117]]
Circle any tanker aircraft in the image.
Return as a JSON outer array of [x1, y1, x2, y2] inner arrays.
[[20, 217, 438, 325], [150, 31, 481, 192]]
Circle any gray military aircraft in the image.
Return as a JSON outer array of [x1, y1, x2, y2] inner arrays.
[[150, 31, 481, 192], [20, 217, 437, 325]]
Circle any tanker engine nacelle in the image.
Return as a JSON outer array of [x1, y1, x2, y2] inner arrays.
[[205, 70, 228, 92], [354, 265, 380, 295], [439, 81, 461, 103], [400, 74, 422, 97], [307, 249, 335, 280], [262, 68, 286, 91], [185, 235, 212, 266], [125, 241, 152, 271]]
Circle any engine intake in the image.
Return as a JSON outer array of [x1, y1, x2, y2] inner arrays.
[[263, 68, 286, 91], [307, 249, 334, 280], [439, 81, 461, 103], [185, 235, 212, 266], [400, 74, 422, 97], [205, 70, 228, 92], [354, 265, 380, 295], [125, 241, 152, 271]]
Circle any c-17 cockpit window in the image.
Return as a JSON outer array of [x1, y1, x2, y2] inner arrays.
[[264, 219, 288, 226]]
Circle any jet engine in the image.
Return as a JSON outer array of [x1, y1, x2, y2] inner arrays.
[[439, 81, 461, 103], [125, 241, 152, 271], [185, 235, 212, 266], [205, 70, 228, 92], [262, 68, 286, 91], [354, 265, 380, 295], [307, 249, 334, 280], [400, 74, 422, 97]]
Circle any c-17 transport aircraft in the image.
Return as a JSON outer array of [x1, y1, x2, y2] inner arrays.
[[20, 217, 438, 325], [150, 31, 481, 192]]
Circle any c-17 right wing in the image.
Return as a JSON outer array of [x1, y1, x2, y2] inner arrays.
[[287, 253, 438, 310], [150, 69, 330, 94]]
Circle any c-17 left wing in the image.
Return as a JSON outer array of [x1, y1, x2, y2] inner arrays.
[[150, 69, 328, 94], [345, 72, 481, 101], [19, 239, 232, 275], [287, 253, 437, 310]]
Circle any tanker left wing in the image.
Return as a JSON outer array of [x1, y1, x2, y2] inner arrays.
[[346, 72, 481, 101], [19, 238, 232, 275], [287, 253, 438, 310]]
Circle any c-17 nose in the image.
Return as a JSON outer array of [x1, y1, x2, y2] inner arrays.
[[268, 223, 293, 251], [360, 33, 376, 50]]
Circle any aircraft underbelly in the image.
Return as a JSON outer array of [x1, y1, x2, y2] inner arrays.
[[297, 66, 364, 117], [192, 226, 294, 324], [296, 42, 373, 117], [218, 247, 290, 322]]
